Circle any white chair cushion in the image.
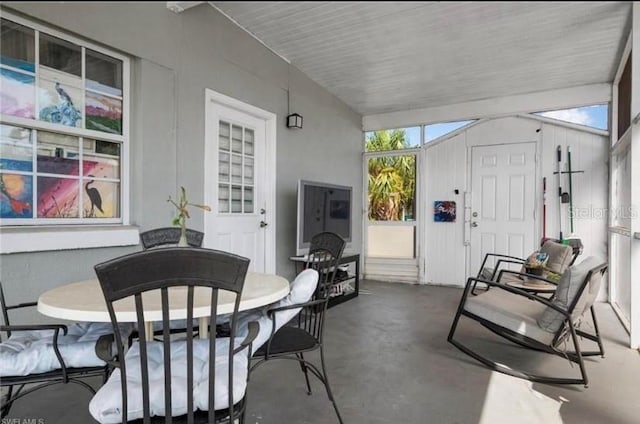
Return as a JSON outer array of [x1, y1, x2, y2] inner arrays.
[[464, 289, 555, 346], [89, 338, 248, 424], [0, 322, 130, 377], [236, 269, 319, 353]]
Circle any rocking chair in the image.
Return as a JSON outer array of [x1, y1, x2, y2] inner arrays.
[[448, 257, 607, 387]]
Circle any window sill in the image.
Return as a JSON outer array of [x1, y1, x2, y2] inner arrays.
[[0, 225, 140, 254]]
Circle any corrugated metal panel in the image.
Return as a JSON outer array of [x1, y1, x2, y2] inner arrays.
[[211, 2, 630, 115]]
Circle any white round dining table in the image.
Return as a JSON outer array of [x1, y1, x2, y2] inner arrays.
[[37, 272, 290, 339]]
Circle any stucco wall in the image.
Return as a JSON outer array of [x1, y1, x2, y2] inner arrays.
[[0, 2, 362, 321]]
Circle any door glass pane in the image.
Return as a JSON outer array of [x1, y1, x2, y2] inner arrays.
[[83, 139, 120, 179], [39, 33, 81, 76], [0, 173, 33, 218], [0, 19, 35, 72], [231, 185, 242, 213], [244, 157, 253, 185], [218, 151, 230, 183], [0, 68, 35, 118], [244, 128, 254, 156], [231, 154, 242, 184], [218, 122, 257, 215], [244, 187, 253, 213], [231, 125, 242, 153], [218, 184, 229, 213], [85, 49, 123, 96], [37, 131, 79, 176], [86, 91, 122, 134], [37, 175, 79, 218], [83, 179, 119, 218], [219, 121, 230, 151], [0, 124, 32, 171]]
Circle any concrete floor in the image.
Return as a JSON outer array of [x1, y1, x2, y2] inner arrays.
[[6, 280, 640, 423]]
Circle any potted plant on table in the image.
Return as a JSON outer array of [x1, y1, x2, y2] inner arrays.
[[167, 186, 211, 246]]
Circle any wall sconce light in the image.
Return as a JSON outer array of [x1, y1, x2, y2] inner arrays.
[[286, 113, 303, 129]]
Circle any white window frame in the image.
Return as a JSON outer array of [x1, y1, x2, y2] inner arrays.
[[0, 11, 137, 253]]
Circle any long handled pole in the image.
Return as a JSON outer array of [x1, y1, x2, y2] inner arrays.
[[567, 146, 574, 234], [542, 177, 547, 241], [556, 145, 563, 240]]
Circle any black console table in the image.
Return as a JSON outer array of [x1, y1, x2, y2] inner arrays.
[[289, 253, 360, 308]]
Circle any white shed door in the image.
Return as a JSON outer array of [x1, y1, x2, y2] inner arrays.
[[470, 143, 536, 275]]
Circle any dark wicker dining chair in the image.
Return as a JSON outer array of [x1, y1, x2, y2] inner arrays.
[[250, 231, 346, 423], [93, 247, 258, 423], [140, 227, 204, 249]]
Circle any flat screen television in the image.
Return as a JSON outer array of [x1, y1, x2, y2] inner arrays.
[[296, 180, 352, 255]]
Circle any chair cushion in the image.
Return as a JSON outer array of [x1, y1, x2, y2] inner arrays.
[[236, 269, 318, 355], [89, 338, 248, 424], [464, 289, 555, 345], [254, 326, 318, 356], [0, 322, 130, 377], [537, 256, 603, 333]]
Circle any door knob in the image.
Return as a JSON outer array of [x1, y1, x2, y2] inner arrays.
[[471, 222, 478, 228], [260, 221, 268, 228]]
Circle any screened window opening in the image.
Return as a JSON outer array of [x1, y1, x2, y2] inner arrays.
[[535, 104, 609, 131], [365, 126, 420, 152]]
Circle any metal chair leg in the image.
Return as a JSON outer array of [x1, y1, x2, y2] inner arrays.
[[319, 346, 344, 424], [297, 352, 312, 395]]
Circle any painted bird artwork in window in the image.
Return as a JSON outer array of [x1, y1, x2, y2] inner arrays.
[[85, 177, 104, 217]]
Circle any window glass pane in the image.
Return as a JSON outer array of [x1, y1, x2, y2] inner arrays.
[[37, 131, 79, 176], [38, 69, 83, 127], [0, 19, 35, 72], [218, 184, 229, 213], [86, 91, 122, 134], [83, 139, 120, 179], [0, 124, 32, 171], [535, 104, 609, 131], [39, 33, 81, 76], [0, 173, 33, 218], [37, 175, 79, 218], [85, 49, 122, 96], [367, 154, 416, 221], [365, 127, 420, 152], [0, 68, 35, 118], [83, 179, 119, 218], [425, 120, 475, 143]]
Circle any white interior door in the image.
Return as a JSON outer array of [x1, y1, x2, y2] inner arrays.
[[470, 142, 537, 275], [204, 93, 275, 273]]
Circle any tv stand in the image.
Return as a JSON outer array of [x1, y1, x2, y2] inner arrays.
[[289, 253, 360, 309]]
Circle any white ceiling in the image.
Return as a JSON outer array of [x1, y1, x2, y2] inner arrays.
[[210, 1, 631, 116]]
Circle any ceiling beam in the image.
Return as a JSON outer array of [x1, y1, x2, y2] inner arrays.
[[166, 2, 204, 13], [363, 83, 612, 131]]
